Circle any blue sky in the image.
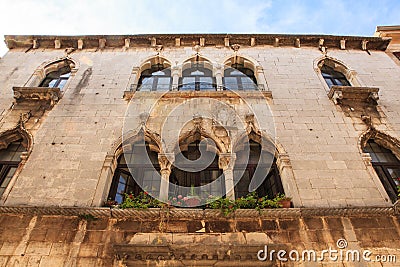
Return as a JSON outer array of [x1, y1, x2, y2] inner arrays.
[[0, 0, 399, 56]]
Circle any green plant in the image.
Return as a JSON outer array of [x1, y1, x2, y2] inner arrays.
[[119, 191, 162, 209], [206, 196, 236, 216]]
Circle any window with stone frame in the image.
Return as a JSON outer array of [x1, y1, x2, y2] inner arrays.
[[233, 140, 284, 199], [39, 65, 71, 90], [320, 64, 351, 88], [108, 142, 161, 204], [179, 62, 216, 91], [223, 63, 258, 90], [137, 63, 172, 91], [363, 139, 400, 203], [169, 140, 224, 198], [0, 139, 26, 196]]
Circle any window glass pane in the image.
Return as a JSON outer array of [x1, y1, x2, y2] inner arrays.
[[48, 79, 58, 88], [58, 79, 68, 90], [139, 77, 154, 91], [324, 78, 334, 88], [223, 77, 238, 90], [387, 168, 400, 186], [199, 77, 215, 90], [156, 77, 171, 91], [240, 77, 256, 90], [180, 77, 196, 90]]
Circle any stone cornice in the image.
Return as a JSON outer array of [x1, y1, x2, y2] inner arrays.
[[4, 34, 391, 51], [0, 206, 395, 218]]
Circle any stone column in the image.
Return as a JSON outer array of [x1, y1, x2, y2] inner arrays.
[[219, 153, 236, 200], [214, 65, 223, 91], [128, 67, 140, 91], [255, 66, 268, 91], [158, 153, 174, 201], [276, 153, 302, 207], [171, 66, 180, 91]]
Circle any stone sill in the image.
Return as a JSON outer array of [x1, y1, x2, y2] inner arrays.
[[123, 90, 273, 101], [13, 86, 62, 103], [0, 206, 395, 219], [328, 85, 379, 104]]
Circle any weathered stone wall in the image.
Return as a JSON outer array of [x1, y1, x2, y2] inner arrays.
[[0, 43, 400, 208], [0, 208, 399, 266]]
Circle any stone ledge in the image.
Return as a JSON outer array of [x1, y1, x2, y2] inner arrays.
[[0, 206, 395, 218], [13, 86, 62, 106], [123, 90, 273, 101], [4, 34, 390, 51], [328, 86, 379, 105]]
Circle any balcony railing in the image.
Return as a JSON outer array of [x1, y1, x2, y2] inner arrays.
[[129, 82, 266, 92]]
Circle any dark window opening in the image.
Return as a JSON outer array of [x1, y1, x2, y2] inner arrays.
[[363, 139, 400, 203], [39, 66, 71, 90], [179, 62, 216, 91], [234, 140, 284, 198], [0, 139, 26, 196], [138, 63, 171, 91], [108, 142, 160, 204], [223, 63, 258, 90], [321, 65, 350, 87], [169, 140, 224, 198]]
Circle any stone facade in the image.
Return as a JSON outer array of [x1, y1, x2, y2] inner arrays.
[[0, 32, 400, 266]]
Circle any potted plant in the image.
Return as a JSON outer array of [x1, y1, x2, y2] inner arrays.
[[184, 185, 201, 207], [275, 193, 292, 208]]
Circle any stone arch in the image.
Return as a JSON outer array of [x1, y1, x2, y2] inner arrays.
[[25, 56, 79, 87], [358, 128, 400, 204], [222, 54, 259, 73], [138, 55, 172, 72], [314, 55, 362, 89], [171, 117, 229, 156], [181, 55, 215, 74], [92, 126, 162, 206], [0, 123, 33, 203], [359, 128, 400, 160]]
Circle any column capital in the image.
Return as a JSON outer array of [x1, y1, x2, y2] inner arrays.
[[218, 153, 236, 171], [276, 153, 291, 172], [158, 153, 174, 174]]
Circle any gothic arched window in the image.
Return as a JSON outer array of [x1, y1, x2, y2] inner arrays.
[[137, 63, 171, 91], [234, 140, 284, 198], [39, 65, 71, 90], [363, 139, 400, 203], [224, 63, 257, 90], [320, 64, 350, 88], [169, 140, 224, 198], [179, 62, 216, 91], [108, 142, 161, 203], [0, 139, 27, 196]]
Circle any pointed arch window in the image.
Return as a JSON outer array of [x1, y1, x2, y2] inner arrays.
[[321, 64, 350, 88], [234, 140, 284, 198], [224, 63, 257, 90], [108, 142, 161, 203], [363, 139, 400, 203], [0, 139, 27, 196], [137, 63, 171, 91], [179, 62, 216, 91], [169, 140, 224, 198], [39, 65, 71, 90]]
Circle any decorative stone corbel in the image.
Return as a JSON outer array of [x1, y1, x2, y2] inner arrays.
[[175, 38, 180, 46], [218, 153, 236, 171], [77, 39, 84, 49], [368, 92, 379, 102], [99, 38, 106, 49], [54, 39, 61, 49], [224, 37, 229, 47], [33, 39, 39, 49], [362, 40, 368, 51], [154, 45, 163, 54], [276, 153, 291, 173], [250, 37, 256, 46], [231, 44, 240, 52], [274, 38, 279, 47], [295, 38, 301, 48], [124, 38, 130, 48], [332, 90, 343, 104], [340, 39, 346, 50], [200, 37, 205, 47], [150, 37, 156, 47]]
